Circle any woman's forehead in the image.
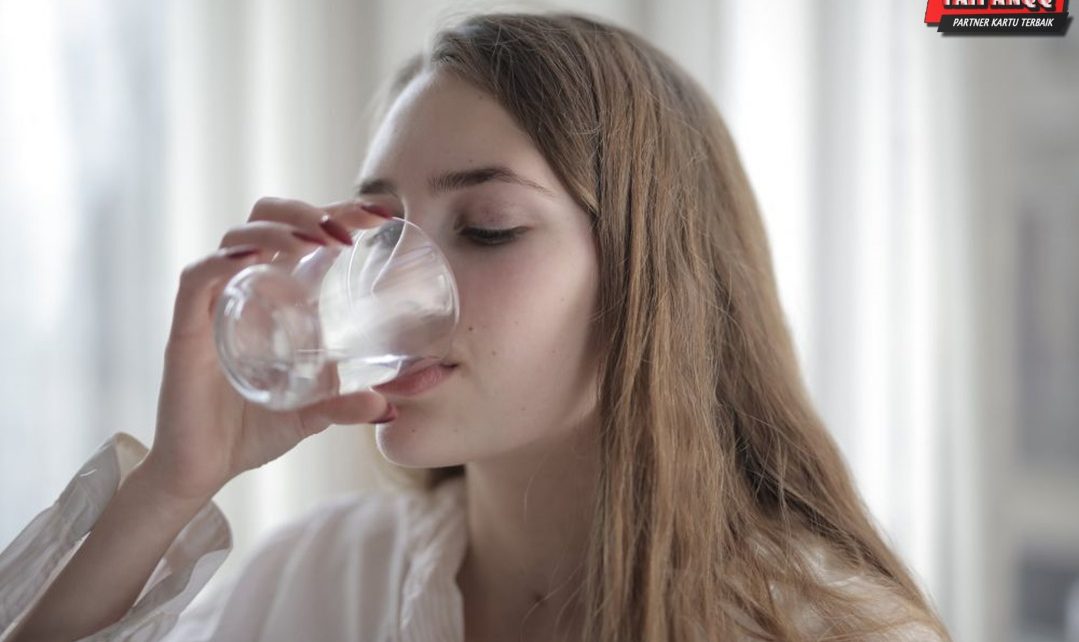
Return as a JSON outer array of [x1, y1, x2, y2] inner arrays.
[[375, 71, 515, 148], [359, 71, 552, 197]]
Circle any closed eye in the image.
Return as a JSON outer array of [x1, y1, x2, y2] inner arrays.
[[462, 226, 526, 246]]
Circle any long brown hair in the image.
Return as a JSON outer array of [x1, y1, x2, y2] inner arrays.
[[364, 11, 950, 641]]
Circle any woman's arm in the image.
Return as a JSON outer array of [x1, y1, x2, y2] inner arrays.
[[5, 198, 392, 641], [7, 459, 214, 642]]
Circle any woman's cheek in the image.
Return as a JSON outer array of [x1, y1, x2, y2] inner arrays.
[[454, 242, 548, 321], [457, 235, 593, 392], [490, 272, 587, 388]]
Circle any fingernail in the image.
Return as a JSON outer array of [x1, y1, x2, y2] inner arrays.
[[291, 230, 327, 245], [225, 246, 261, 259], [319, 215, 354, 245], [372, 403, 398, 424], [360, 204, 395, 219]]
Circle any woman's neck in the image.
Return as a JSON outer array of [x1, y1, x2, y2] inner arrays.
[[456, 415, 599, 642]]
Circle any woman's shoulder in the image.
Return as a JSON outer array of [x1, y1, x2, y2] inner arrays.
[[190, 479, 465, 617], [738, 533, 949, 642], [164, 481, 467, 638], [777, 533, 950, 641], [256, 476, 465, 560]]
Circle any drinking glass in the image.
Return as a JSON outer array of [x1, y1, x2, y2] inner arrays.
[[213, 217, 459, 410]]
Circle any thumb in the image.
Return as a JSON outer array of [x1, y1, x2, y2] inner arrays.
[[303, 390, 395, 427]]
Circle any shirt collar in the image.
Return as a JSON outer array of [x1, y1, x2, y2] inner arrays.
[[399, 476, 468, 642]]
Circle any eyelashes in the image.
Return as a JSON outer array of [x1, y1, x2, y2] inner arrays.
[[368, 220, 524, 249], [366, 215, 525, 248], [461, 226, 526, 247]]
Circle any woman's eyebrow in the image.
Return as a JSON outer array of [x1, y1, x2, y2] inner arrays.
[[355, 165, 554, 198]]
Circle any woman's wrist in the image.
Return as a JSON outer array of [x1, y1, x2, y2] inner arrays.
[[123, 455, 221, 523]]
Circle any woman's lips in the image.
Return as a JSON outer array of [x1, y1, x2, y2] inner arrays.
[[373, 363, 458, 397]]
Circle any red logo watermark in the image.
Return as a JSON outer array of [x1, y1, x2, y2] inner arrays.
[[924, 0, 1071, 34]]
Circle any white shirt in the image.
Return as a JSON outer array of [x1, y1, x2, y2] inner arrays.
[[0, 433, 945, 641]]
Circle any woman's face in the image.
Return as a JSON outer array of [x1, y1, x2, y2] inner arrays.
[[358, 69, 600, 469]]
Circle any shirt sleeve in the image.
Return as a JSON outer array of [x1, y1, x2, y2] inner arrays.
[[0, 432, 232, 642]]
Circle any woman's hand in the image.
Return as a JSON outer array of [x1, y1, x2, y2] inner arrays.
[[140, 197, 395, 503], [8, 198, 397, 642]]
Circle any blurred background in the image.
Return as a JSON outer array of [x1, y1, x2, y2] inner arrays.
[[1, 1, 1076, 640]]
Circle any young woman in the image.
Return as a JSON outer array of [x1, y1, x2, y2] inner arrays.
[[1, 11, 951, 642]]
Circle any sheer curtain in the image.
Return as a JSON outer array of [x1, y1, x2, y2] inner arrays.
[[1, 0, 987, 638], [0, 0, 172, 552]]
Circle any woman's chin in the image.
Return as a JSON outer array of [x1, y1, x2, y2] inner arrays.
[[375, 418, 463, 469]]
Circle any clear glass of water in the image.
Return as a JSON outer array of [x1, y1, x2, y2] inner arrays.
[[213, 217, 459, 410]]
